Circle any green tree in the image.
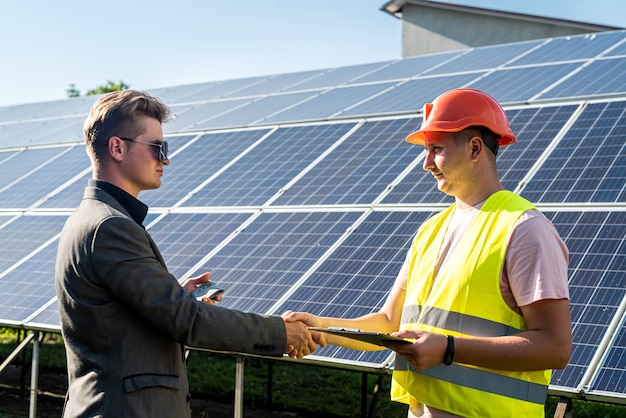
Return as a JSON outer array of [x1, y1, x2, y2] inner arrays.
[[85, 80, 130, 95], [66, 83, 81, 98]]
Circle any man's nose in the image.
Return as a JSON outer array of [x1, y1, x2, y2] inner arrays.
[[423, 151, 434, 171]]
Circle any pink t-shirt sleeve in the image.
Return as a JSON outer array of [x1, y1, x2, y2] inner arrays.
[[503, 210, 570, 308], [393, 247, 411, 291]]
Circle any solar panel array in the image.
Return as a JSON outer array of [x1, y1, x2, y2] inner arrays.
[[1, 29, 626, 402]]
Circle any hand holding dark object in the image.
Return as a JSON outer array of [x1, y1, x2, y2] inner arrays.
[[183, 272, 224, 304]]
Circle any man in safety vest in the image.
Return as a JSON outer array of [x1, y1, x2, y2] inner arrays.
[[284, 88, 572, 417]]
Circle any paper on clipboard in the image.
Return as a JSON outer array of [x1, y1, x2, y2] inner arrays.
[[307, 326, 411, 346]]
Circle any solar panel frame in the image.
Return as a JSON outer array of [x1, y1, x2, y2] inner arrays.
[[192, 91, 322, 130], [146, 212, 254, 279], [424, 39, 544, 75], [181, 123, 358, 207], [547, 210, 626, 392], [164, 99, 253, 133], [0, 147, 67, 194], [259, 83, 398, 125], [221, 69, 328, 98], [509, 31, 626, 66], [539, 57, 626, 100], [0, 145, 90, 209], [272, 118, 424, 206], [0, 239, 60, 323], [335, 73, 485, 119], [140, 130, 270, 208], [184, 210, 365, 315], [0, 214, 66, 280], [468, 62, 582, 104], [347, 51, 462, 84], [282, 62, 393, 91], [272, 210, 437, 365], [520, 99, 626, 203]]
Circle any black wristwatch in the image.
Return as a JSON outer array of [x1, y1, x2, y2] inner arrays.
[[443, 335, 455, 366]]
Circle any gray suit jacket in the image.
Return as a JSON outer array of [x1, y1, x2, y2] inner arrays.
[[55, 184, 287, 417]]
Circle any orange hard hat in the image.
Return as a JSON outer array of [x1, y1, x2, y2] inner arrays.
[[406, 88, 517, 146]]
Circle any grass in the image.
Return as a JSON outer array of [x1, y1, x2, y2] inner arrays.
[[1, 328, 626, 417]]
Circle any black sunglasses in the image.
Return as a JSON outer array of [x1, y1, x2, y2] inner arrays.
[[119, 137, 169, 162]]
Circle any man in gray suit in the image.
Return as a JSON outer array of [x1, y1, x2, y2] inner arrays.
[[55, 90, 322, 417]]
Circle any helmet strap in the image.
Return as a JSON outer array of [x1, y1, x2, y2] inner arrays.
[[478, 127, 500, 156]]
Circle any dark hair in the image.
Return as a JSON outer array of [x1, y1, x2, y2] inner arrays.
[[84, 90, 170, 164], [466, 126, 500, 156]]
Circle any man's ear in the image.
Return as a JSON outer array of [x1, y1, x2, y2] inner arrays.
[[469, 136, 483, 161], [108, 136, 125, 162]]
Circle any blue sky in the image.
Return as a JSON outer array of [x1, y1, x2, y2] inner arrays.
[[0, 0, 624, 107]]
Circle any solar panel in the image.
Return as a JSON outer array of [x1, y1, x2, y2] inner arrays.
[[0, 239, 59, 322], [605, 38, 626, 57], [0, 149, 20, 165], [510, 31, 626, 66], [140, 131, 269, 207], [148, 76, 268, 103], [0, 147, 61, 186], [0, 145, 89, 209], [260, 83, 397, 124], [272, 118, 423, 205], [193, 91, 320, 130], [336, 73, 484, 118], [147, 212, 253, 278], [0, 214, 66, 278], [164, 99, 253, 133], [186, 211, 363, 314], [521, 100, 626, 203], [468, 63, 582, 103], [24, 303, 59, 328], [591, 313, 626, 394], [221, 69, 327, 98], [36, 173, 91, 209], [0, 96, 94, 124], [0, 118, 84, 147], [273, 210, 435, 365], [38, 135, 196, 209], [0, 102, 52, 123], [146, 81, 219, 104], [348, 51, 461, 84], [182, 123, 357, 207], [540, 57, 626, 100], [282, 62, 392, 91], [424, 40, 543, 75], [547, 211, 626, 391]]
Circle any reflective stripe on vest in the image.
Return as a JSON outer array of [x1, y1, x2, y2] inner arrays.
[[401, 305, 524, 337], [394, 356, 548, 405], [391, 191, 550, 417]]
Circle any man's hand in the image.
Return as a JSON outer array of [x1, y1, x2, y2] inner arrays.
[[283, 318, 326, 359], [282, 311, 327, 357], [182, 272, 223, 304], [384, 330, 446, 370]]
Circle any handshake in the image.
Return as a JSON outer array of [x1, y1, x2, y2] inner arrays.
[[282, 311, 326, 359]]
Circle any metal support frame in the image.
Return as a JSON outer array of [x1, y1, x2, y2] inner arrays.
[[0, 330, 42, 418], [360, 372, 385, 418], [0, 331, 36, 375], [29, 331, 41, 418], [368, 374, 385, 418], [234, 355, 245, 418]]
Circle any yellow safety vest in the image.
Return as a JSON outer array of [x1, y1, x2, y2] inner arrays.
[[391, 190, 551, 417]]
